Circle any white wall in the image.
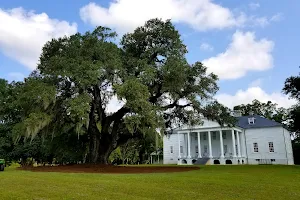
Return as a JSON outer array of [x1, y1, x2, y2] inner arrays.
[[283, 128, 294, 165], [245, 126, 294, 165], [163, 133, 180, 164]]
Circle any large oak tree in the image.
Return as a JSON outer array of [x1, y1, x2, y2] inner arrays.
[[13, 19, 234, 164]]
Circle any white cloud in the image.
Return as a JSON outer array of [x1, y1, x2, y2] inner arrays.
[[216, 87, 297, 109], [248, 79, 263, 87], [200, 42, 214, 51], [7, 72, 25, 81], [202, 31, 274, 80], [0, 7, 77, 70], [249, 13, 283, 27], [249, 3, 260, 10], [270, 13, 283, 22], [80, 0, 246, 33], [252, 16, 269, 27]]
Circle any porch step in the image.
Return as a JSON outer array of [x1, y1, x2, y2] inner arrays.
[[194, 158, 210, 165]]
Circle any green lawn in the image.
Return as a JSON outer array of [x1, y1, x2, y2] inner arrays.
[[1, 165, 300, 200]]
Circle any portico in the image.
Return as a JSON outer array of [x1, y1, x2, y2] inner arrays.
[[177, 127, 246, 165]]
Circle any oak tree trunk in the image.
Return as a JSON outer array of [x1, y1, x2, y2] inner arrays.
[[88, 128, 117, 164], [88, 99, 134, 164]]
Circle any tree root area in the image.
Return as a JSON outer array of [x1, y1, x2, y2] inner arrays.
[[20, 164, 199, 174]]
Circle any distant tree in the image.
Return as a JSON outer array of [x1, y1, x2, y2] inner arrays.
[[0, 78, 88, 166], [0, 79, 21, 163], [233, 99, 288, 124], [9, 136, 48, 166], [283, 70, 300, 100], [283, 69, 300, 164], [117, 131, 161, 164], [12, 19, 235, 164], [283, 70, 300, 136]]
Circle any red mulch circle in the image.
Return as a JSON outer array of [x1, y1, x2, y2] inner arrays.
[[20, 164, 199, 174]]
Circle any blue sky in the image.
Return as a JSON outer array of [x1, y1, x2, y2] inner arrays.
[[0, 0, 299, 108]]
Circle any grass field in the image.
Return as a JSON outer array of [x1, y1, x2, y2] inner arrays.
[[1, 165, 300, 200]]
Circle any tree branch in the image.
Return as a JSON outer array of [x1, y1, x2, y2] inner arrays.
[[149, 83, 163, 103], [102, 106, 130, 134], [93, 85, 106, 122], [162, 101, 192, 110]]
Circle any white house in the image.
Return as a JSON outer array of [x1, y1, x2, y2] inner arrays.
[[163, 115, 294, 165]]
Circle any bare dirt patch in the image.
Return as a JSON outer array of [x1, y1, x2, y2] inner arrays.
[[20, 164, 199, 174]]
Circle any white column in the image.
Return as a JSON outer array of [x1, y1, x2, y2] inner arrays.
[[187, 132, 191, 158], [208, 131, 213, 158], [219, 130, 224, 158], [177, 132, 181, 159], [240, 131, 246, 157], [236, 131, 241, 158], [197, 132, 202, 158], [232, 129, 237, 158]]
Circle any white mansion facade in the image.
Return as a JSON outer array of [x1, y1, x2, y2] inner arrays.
[[163, 115, 294, 165]]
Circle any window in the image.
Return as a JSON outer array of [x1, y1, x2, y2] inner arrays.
[[248, 117, 256, 125], [236, 145, 238, 154], [204, 145, 208, 153], [195, 145, 198, 154], [224, 145, 228, 153], [255, 159, 260, 162], [180, 146, 183, 153], [269, 142, 274, 152], [222, 132, 226, 139], [195, 134, 198, 140], [170, 146, 173, 154], [271, 159, 276, 162], [212, 132, 217, 140], [253, 143, 259, 152], [203, 133, 207, 140]]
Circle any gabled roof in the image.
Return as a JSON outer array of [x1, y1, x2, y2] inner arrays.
[[236, 115, 282, 129], [166, 115, 283, 133]]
